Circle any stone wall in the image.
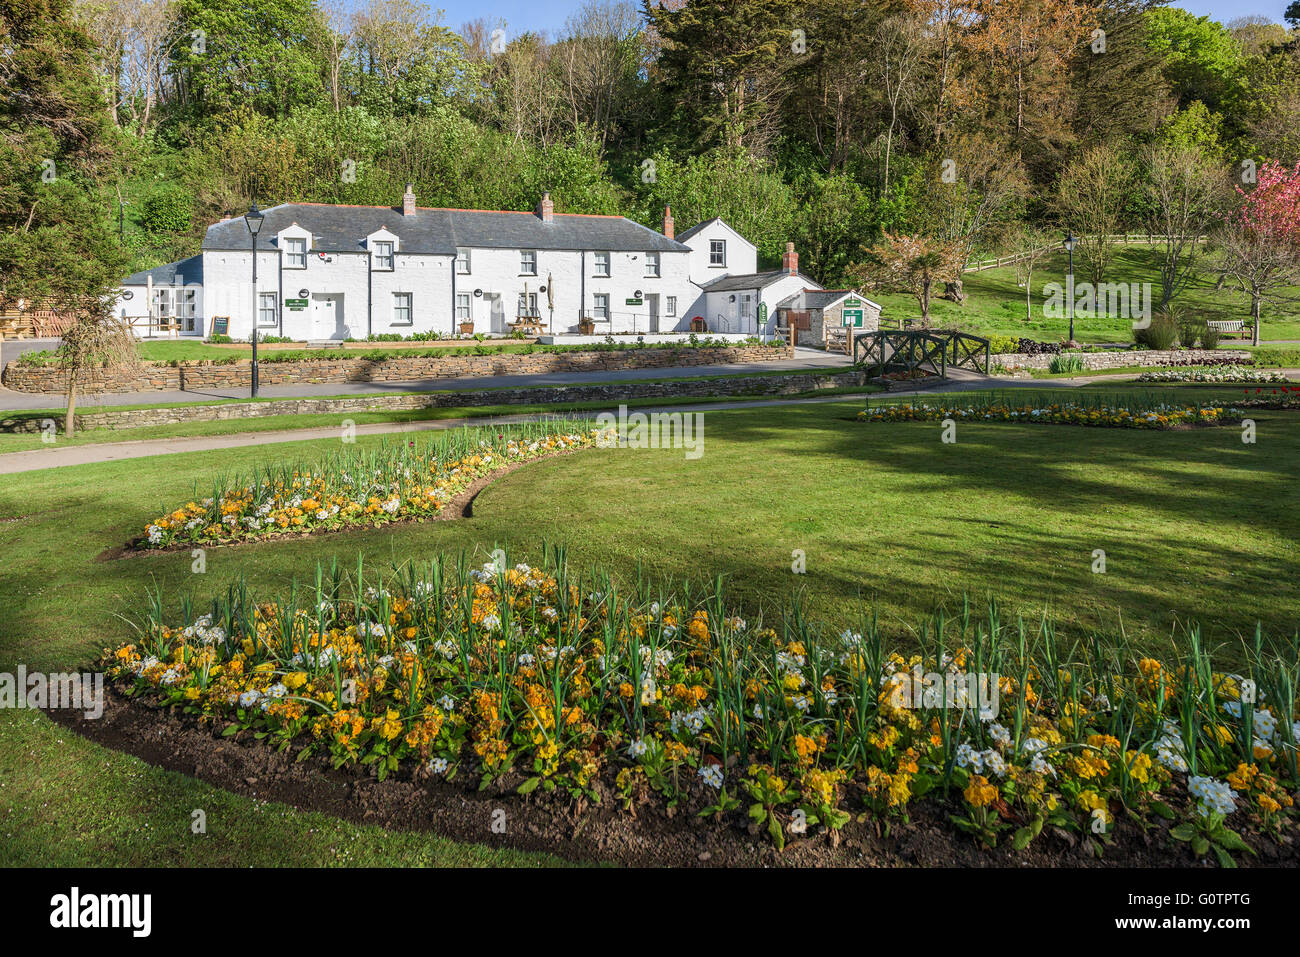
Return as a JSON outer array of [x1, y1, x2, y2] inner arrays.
[[3, 368, 867, 433], [1, 343, 794, 394], [989, 348, 1251, 371]]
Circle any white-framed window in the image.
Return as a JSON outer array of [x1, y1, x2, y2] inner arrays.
[[373, 240, 394, 270], [644, 252, 660, 277], [285, 237, 307, 268], [740, 293, 754, 317], [709, 240, 726, 266], [455, 249, 471, 274], [455, 293, 471, 321], [520, 250, 537, 275], [593, 252, 610, 277], [257, 292, 277, 327], [517, 292, 539, 317], [592, 293, 609, 320], [666, 296, 677, 317], [393, 292, 413, 325], [154, 288, 199, 332]]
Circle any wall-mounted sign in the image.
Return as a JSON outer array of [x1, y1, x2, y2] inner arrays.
[[285, 298, 309, 310], [845, 298, 862, 307], [625, 298, 643, 306], [842, 309, 865, 327]]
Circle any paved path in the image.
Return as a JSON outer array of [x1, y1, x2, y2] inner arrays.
[[0, 369, 1128, 475], [0, 347, 853, 412], [5, 366, 1296, 476]]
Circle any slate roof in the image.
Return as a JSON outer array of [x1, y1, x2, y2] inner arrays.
[[674, 217, 723, 244], [202, 204, 691, 255], [777, 288, 880, 310], [122, 255, 203, 286], [701, 270, 817, 292]]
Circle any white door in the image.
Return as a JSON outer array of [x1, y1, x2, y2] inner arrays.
[[646, 294, 660, 334], [485, 293, 506, 334], [311, 294, 345, 339]]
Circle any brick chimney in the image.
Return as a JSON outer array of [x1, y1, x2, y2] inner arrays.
[[402, 183, 416, 216], [663, 205, 674, 240], [782, 242, 798, 275], [538, 191, 554, 223]]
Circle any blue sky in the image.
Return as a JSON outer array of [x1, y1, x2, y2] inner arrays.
[[424, 1, 1291, 35]]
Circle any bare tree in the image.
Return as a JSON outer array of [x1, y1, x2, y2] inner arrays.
[[1143, 142, 1230, 306], [312, 0, 355, 112], [1056, 142, 1132, 286], [874, 14, 924, 194], [552, 0, 644, 146], [1011, 225, 1059, 321]]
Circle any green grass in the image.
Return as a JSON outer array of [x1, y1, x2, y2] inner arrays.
[[0, 388, 877, 453], [874, 244, 1300, 344], [2, 398, 1296, 865]]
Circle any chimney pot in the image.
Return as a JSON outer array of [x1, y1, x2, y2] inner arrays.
[[663, 205, 675, 240], [538, 192, 554, 223], [402, 183, 416, 216], [782, 242, 798, 276]]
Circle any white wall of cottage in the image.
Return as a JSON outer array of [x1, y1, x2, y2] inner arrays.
[[118, 213, 792, 340]]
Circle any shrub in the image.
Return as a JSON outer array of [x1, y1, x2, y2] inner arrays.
[[1177, 316, 1206, 350], [140, 186, 193, 234], [1200, 325, 1222, 350], [1048, 354, 1085, 374], [1135, 309, 1179, 351], [207, 334, 233, 344], [986, 334, 1020, 355]]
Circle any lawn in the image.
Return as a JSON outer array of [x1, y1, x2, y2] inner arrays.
[[871, 244, 1300, 344], [2, 397, 1297, 865]]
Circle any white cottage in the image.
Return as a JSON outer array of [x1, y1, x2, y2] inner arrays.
[[114, 187, 826, 341]]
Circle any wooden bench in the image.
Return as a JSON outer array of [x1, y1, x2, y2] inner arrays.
[[1207, 319, 1253, 340]]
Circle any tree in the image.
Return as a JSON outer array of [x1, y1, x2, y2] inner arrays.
[[873, 13, 925, 195], [642, 0, 798, 155], [1010, 225, 1059, 321], [55, 309, 141, 434], [0, 0, 125, 312], [552, 0, 646, 148], [851, 232, 964, 326], [1142, 142, 1230, 305], [1071, 0, 1169, 148], [1056, 142, 1133, 286], [1221, 160, 1300, 344]]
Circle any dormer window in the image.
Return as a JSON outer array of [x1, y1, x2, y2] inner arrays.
[[373, 241, 394, 270], [520, 250, 537, 275], [286, 237, 307, 268], [593, 252, 610, 277], [709, 240, 726, 267]]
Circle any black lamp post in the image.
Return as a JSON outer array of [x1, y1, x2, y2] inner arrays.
[[244, 203, 265, 397], [1063, 230, 1077, 344]]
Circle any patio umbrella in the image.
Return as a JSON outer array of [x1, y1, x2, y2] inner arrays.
[[547, 272, 554, 334]]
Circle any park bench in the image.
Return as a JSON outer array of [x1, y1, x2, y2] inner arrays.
[[1206, 319, 1254, 340]]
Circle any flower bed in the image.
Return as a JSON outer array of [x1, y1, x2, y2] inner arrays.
[[1136, 366, 1290, 384], [138, 422, 601, 548], [858, 399, 1240, 429], [101, 560, 1300, 863]]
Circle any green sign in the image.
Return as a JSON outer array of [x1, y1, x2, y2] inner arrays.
[[845, 298, 862, 307], [625, 298, 643, 306], [285, 298, 308, 309], [211, 317, 228, 336], [758, 302, 768, 323], [842, 309, 864, 328]]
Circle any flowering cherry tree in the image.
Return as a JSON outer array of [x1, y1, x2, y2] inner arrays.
[[852, 232, 964, 326], [1225, 161, 1300, 344]]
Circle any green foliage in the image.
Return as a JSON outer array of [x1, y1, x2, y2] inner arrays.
[[1135, 308, 1180, 351], [140, 186, 194, 234]]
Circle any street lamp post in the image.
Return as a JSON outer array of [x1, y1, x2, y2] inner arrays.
[[1063, 230, 1077, 345], [244, 203, 265, 398]]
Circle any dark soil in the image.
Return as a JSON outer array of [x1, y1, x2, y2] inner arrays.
[[50, 686, 1300, 868]]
